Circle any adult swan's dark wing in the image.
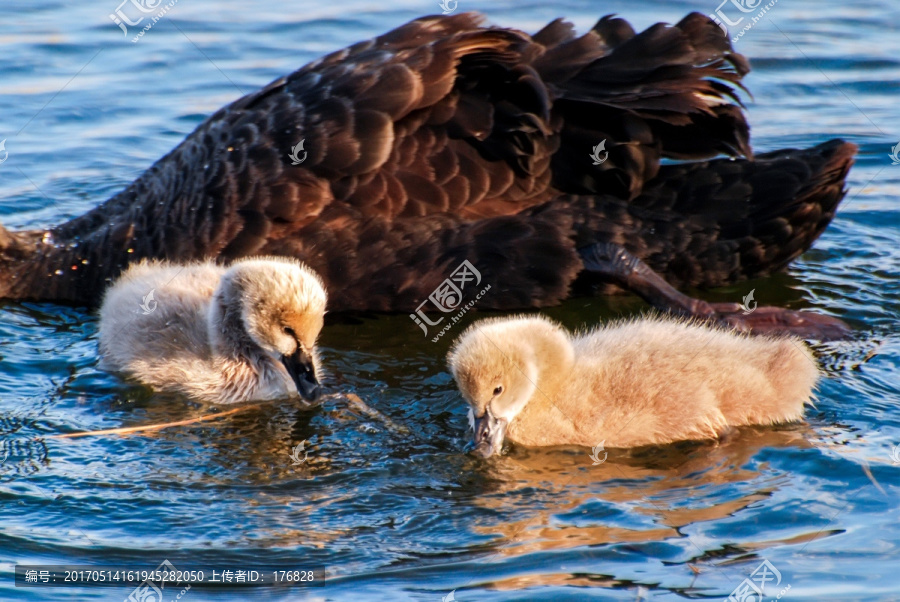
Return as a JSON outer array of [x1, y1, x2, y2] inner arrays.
[[0, 13, 855, 336]]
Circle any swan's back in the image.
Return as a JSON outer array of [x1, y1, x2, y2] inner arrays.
[[98, 260, 223, 375], [566, 317, 818, 444]]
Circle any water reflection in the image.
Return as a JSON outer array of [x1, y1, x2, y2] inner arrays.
[[468, 427, 812, 555]]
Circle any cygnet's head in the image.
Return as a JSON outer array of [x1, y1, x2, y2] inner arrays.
[[447, 315, 571, 458], [212, 256, 328, 401]]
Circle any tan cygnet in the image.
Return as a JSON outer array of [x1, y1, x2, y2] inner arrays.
[[447, 315, 819, 457], [98, 257, 327, 404]]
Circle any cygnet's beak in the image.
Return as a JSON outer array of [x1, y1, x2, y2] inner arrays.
[[281, 348, 321, 402], [471, 406, 507, 458]]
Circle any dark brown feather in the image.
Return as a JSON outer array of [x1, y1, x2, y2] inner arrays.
[[0, 12, 855, 313]]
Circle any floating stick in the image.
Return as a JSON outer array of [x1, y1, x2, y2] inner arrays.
[[48, 405, 258, 439]]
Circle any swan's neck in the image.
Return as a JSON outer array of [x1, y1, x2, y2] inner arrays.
[[533, 338, 575, 402], [208, 282, 267, 368], [0, 226, 99, 303], [505, 331, 575, 423], [508, 335, 579, 443]]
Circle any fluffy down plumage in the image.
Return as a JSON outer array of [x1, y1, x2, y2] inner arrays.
[[98, 257, 327, 403], [448, 314, 818, 456]]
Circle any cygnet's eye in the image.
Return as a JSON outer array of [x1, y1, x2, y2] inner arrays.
[[493, 385, 503, 396]]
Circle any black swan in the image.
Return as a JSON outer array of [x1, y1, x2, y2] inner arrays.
[[0, 12, 855, 337]]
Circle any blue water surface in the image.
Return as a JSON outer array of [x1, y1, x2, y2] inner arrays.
[[1, 0, 899, 600]]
